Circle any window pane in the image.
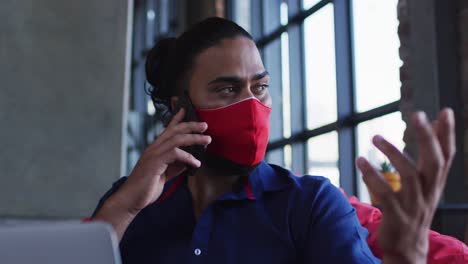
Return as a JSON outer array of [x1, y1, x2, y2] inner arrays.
[[234, 0, 251, 33], [303, 0, 322, 10], [356, 112, 406, 203], [307, 131, 340, 187], [266, 147, 285, 167], [303, 4, 337, 129], [353, 0, 402, 112], [280, 3, 292, 167]]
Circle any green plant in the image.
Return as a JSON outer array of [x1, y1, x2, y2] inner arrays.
[[380, 161, 394, 173]]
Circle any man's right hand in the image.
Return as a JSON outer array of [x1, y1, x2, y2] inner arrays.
[[93, 108, 211, 240]]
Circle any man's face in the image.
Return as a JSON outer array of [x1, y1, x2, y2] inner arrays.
[[186, 37, 272, 110]]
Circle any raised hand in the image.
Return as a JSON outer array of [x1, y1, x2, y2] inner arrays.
[[94, 108, 211, 239], [357, 109, 456, 264]]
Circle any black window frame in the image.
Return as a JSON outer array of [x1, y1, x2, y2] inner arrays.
[[229, 0, 400, 197]]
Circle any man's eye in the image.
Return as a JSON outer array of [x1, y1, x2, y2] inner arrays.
[[254, 84, 269, 93], [218, 87, 236, 94]]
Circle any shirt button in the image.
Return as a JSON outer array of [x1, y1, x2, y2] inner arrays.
[[194, 248, 202, 256]]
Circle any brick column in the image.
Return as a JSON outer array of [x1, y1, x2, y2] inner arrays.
[[460, 0, 468, 190], [398, 0, 467, 190], [397, 0, 416, 158], [458, 0, 468, 244], [399, 0, 468, 240]]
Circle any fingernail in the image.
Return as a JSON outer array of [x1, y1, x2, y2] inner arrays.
[[415, 111, 426, 126], [356, 157, 367, 167], [372, 135, 384, 145], [445, 108, 454, 122]]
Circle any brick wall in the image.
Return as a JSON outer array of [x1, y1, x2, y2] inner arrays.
[[399, 0, 468, 242], [397, 0, 415, 158], [397, 0, 422, 161], [459, 0, 468, 244], [460, 0, 468, 189], [398, 0, 467, 187]]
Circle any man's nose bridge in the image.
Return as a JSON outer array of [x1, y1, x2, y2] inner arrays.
[[239, 83, 255, 100]]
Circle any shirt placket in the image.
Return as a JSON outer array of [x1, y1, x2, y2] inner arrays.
[[188, 206, 215, 264]]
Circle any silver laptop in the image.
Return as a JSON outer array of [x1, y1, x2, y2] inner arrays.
[[0, 222, 121, 264]]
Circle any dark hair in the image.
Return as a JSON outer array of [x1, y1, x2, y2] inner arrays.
[[145, 17, 253, 122]]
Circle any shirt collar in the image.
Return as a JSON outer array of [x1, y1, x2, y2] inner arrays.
[[155, 161, 292, 204], [247, 161, 292, 199]]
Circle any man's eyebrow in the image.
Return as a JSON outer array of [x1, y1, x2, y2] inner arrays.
[[207, 76, 243, 85], [251, 70, 269, 81], [207, 71, 269, 85]]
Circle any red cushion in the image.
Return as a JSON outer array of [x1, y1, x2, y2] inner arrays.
[[340, 188, 468, 263]]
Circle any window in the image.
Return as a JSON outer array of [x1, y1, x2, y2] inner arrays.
[[303, 4, 337, 130], [353, 0, 403, 202], [353, 0, 402, 113], [230, 0, 403, 199], [356, 112, 405, 202], [126, 0, 179, 175], [308, 131, 339, 187]]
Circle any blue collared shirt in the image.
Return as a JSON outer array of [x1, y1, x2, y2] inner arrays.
[[92, 161, 381, 263]]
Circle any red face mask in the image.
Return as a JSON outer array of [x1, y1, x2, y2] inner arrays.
[[195, 97, 271, 166]]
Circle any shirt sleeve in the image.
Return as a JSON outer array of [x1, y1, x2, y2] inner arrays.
[[90, 176, 128, 218], [300, 178, 381, 263]]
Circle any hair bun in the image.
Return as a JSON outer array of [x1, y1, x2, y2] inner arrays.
[[145, 37, 177, 101]]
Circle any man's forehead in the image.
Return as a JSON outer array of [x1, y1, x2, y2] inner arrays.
[[193, 38, 265, 79]]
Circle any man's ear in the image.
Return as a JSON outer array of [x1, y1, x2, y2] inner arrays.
[[170, 96, 179, 112]]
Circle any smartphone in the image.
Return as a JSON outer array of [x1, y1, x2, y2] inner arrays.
[[172, 93, 206, 176]]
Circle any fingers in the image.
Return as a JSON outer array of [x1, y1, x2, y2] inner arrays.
[[412, 112, 445, 190], [166, 108, 185, 128], [154, 133, 212, 156], [140, 107, 212, 172], [437, 108, 456, 165], [163, 122, 208, 141], [154, 121, 208, 146], [357, 157, 401, 214], [431, 119, 439, 137], [164, 162, 189, 182], [172, 122, 208, 135], [165, 148, 202, 168]]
